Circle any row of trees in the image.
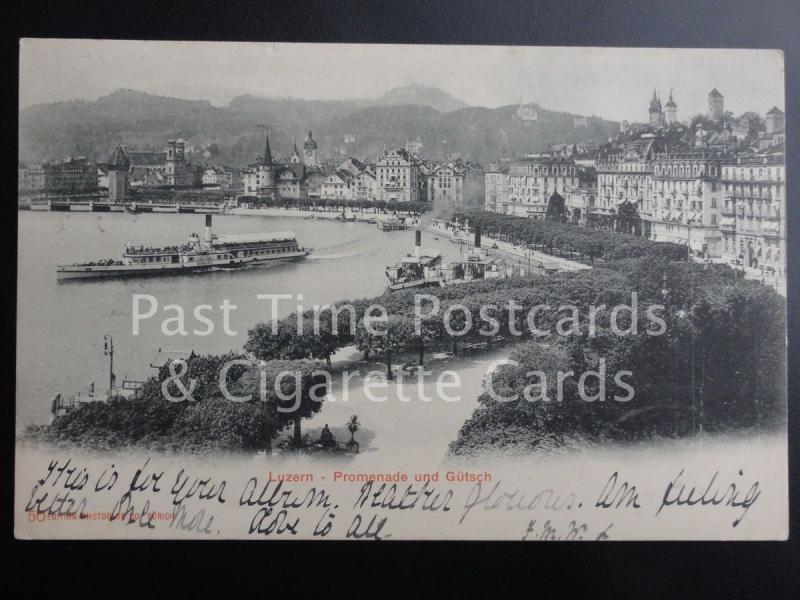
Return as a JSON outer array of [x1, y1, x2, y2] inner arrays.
[[453, 210, 686, 262], [27, 353, 328, 454]]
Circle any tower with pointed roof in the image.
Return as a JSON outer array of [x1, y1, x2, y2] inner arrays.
[[290, 136, 301, 164], [664, 89, 678, 125], [106, 145, 130, 202], [649, 89, 664, 127], [257, 127, 278, 199], [708, 88, 724, 120]]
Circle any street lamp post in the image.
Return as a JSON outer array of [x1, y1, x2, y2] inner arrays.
[[103, 334, 115, 397]]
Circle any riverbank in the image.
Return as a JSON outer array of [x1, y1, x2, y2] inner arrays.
[[229, 206, 420, 224], [422, 221, 591, 273]]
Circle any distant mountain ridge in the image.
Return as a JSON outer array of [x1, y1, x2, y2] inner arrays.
[[19, 88, 619, 167], [376, 84, 469, 113]]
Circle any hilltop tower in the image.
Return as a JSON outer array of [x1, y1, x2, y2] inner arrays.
[[106, 145, 130, 203], [303, 131, 318, 167], [708, 89, 724, 120], [664, 89, 678, 125], [765, 106, 785, 133]]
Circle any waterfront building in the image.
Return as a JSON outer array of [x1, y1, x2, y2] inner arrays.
[[648, 152, 724, 257], [484, 163, 509, 213], [42, 156, 99, 195], [426, 160, 485, 209], [353, 168, 377, 201], [565, 168, 598, 227], [719, 155, 785, 272], [596, 137, 659, 234], [376, 147, 422, 202], [321, 170, 354, 200], [500, 156, 580, 219], [18, 161, 45, 196], [201, 166, 237, 189], [276, 164, 306, 199]]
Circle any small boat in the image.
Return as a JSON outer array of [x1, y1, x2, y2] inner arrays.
[[386, 226, 512, 292], [124, 204, 140, 215], [386, 230, 444, 291]]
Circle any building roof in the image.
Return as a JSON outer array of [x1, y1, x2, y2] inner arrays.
[[127, 150, 167, 166], [767, 106, 784, 115], [709, 88, 724, 98], [107, 146, 131, 169]]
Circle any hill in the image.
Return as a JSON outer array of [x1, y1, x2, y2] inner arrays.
[[19, 89, 619, 167]]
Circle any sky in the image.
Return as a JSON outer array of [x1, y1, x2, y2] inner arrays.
[[19, 39, 785, 122]]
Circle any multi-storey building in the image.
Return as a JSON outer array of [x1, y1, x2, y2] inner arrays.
[[321, 170, 354, 200], [376, 148, 421, 202], [719, 155, 785, 273], [648, 152, 725, 257], [426, 161, 485, 209], [484, 163, 508, 213], [595, 138, 658, 232], [42, 157, 99, 195], [353, 168, 377, 201], [18, 161, 45, 196], [490, 156, 580, 218], [565, 169, 598, 227]]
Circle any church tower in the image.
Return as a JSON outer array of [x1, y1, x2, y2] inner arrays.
[[649, 89, 663, 127], [664, 89, 678, 125], [303, 131, 318, 167]]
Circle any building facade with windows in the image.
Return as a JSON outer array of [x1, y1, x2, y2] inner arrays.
[[719, 155, 785, 273], [499, 156, 580, 219], [648, 153, 724, 257], [375, 148, 421, 202]]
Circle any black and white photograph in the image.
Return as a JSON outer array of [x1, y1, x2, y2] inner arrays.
[[14, 39, 788, 541]]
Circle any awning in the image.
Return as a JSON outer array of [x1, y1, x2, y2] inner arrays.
[[720, 217, 736, 227]]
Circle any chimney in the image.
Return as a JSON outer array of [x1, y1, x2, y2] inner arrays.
[[414, 230, 421, 256], [204, 214, 213, 243]]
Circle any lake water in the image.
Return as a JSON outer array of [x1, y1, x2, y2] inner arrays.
[[16, 210, 470, 427]]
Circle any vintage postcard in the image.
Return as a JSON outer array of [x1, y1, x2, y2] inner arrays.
[[15, 40, 787, 540]]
